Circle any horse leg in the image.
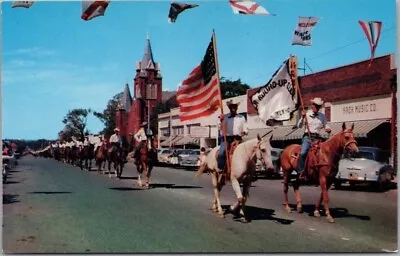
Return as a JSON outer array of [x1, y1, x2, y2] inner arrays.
[[283, 171, 292, 213], [293, 177, 303, 213], [231, 176, 249, 223], [211, 172, 224, 217], [314, 192, 323, 217], [108, 160, 112, 178], [319, 174, 335, 223], [137, 170, 143, 188]]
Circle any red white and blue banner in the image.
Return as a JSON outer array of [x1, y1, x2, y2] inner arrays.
[[292, 17, 320, 46], [81, 1, 110, 21], [358, 20, 383, 62]]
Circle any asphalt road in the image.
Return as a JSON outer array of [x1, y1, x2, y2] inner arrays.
[[3, 156, 398, 253]]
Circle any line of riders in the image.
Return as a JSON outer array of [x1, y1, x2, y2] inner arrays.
[[34, 122, 157, 176], [33, 97, 359, 223]]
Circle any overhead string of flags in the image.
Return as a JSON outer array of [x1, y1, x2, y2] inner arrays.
[[10, 0, 384, 124]]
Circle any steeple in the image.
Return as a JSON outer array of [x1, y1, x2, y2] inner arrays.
[[118, 83, 133, 112], [140, 33, 155, 70]]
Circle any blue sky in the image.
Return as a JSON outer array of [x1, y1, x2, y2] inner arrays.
[[2, 0, 396, 140]]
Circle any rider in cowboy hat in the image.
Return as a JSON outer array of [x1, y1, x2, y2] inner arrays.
[[133, 122, 148, 164], [109, 128, 122, 153], [296, 97, 331, 181], [217, 98, 248, 175]]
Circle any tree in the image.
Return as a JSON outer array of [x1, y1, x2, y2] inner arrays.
[[62, 108, 91, 141], [220, 77, 250, 99], [93, 92, 123, 138]]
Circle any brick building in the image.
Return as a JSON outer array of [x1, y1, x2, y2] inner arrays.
[[116, 34, 162, 145], [247, 54, 397, 169]]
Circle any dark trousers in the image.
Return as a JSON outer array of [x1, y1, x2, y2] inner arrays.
[[217, 136, 241, 171], [297, 134, 321, 172]]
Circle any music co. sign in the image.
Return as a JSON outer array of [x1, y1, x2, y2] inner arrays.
[[331, 96, 391, 122]]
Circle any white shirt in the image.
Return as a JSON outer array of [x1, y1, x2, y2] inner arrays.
[[134, 128, 147, 142], [83, 139, 89, 146], [109, 134, 122, 146], [297, 110, 330, 135], [220, 114, 248, 136]]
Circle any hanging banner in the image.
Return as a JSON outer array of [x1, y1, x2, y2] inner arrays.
[[292, 17, 320, 46]]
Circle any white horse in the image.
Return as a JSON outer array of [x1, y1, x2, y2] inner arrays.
[[196, 132, 274, 222]]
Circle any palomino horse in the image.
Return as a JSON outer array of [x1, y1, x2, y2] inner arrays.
[[134, 140, 157, 189], [107, 146, 125, 179], [196, 133, 274, 222], [95, 143, 108, 174], [280, 123, 359, 223]]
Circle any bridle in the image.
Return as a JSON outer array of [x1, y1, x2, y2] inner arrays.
[[342, 130, 358, 152], [248, 130, 274, 168]]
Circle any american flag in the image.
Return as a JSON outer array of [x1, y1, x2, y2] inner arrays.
[[177, 34, 221, 121]]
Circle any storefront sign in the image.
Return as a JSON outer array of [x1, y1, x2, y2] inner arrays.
[[190, 126, 210, 138], [331, 96, 391, 122]]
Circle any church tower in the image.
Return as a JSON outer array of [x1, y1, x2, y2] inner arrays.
[[128, 33, 163, 137]]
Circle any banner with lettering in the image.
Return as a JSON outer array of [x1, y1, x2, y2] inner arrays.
[[292, 17, 319, 46], [251, 59, 298, 122]]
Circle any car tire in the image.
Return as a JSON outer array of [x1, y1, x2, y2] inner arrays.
[[334, 180, 342, 189], [376, 171, 391, 191]]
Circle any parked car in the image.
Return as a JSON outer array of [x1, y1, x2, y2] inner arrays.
[[335, 147, 395, 190], [179, 149, 201, 168], [157, 148, 172, 164], [256, 147, 283, 178]]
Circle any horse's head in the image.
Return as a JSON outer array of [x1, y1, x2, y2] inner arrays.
[[255, 131, 274, 171], [340, 122, 359, 154]]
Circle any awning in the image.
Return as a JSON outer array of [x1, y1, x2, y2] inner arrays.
[[286, 118, 390, 140], [245, 125, 295, 141], [244, 127, 273, 140], [174, 136, 200, 146], [160, 136, 181, 147]]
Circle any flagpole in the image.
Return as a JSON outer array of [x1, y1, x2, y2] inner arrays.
[[212, 29, 231, 179], [289, 55, 311, 138]]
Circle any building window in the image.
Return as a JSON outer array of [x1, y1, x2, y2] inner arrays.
[[146, 84, 158, 100]]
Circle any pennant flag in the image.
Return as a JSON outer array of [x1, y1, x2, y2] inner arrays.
[[251, 59, 298, 122], [168, 2, 199, 23], [81, 1, 110, 21], [229, 0, 270, 15], [12, 1, 34, 8], [292, 17, 320, 46], [176, 33, 221, 121], [359, 20, 383, 62]]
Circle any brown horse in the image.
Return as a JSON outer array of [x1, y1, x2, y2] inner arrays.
[[280, 122, 359, 223], [95, 143, 108, 174], [107, 145, 125, 179], [134, 140, 157, 189]]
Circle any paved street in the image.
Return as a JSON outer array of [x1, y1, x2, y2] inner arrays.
[[3, 156, 398, 253]]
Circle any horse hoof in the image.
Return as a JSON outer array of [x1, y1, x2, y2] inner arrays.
[[218, 212, 225, 218], [297, 207, 303, 213], [284, 206, 292, 213], [314, 210, 321, 217], [240, 217, 249, 223], [327, 216, 335, 223]]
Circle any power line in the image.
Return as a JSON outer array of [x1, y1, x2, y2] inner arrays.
[[308, 26, 395, 61]]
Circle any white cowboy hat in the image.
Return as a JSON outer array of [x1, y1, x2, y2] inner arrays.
[[310, 97, 324, 106], [114, 128, 120, 132], [226, 99, 241, 107]]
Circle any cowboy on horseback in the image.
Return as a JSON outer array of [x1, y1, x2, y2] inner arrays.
[[109, 128, 122, 154], [133, 122, 149, 164], [296, 97, 331, 181], [217, 99, 248, 175]]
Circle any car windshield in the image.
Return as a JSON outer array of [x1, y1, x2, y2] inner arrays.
[[162, 150, 171, 154], [180, 150, 192, 155], [190, 151, 200, 155], [350, 149, 388, 163]]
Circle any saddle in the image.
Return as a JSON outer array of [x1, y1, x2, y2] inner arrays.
[[289, 140, 322, 177], [215, 139, 241, 179]]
